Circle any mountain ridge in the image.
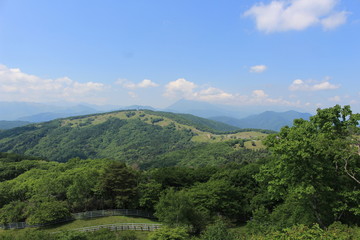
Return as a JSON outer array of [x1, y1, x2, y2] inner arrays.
[[210, 110, 312, 131], [0, 109, 267, 163]]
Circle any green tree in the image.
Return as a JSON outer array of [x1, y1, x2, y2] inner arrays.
[[0, 201, 27, 224], [25, 197, 70, 225], [155, 188, 205, 232], [257, 105, 360, 228], [200, 218, 235, 240], [187, 179, 242, 220], [138, 180, 163, 211], [96, 162, 139, 209]]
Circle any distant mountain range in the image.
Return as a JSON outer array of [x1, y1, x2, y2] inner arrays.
[[0, 102, 156, 123], [165, 99, 311, 119], [211, 111, 312, 131], [165, 99, 240, 118], [0, 102, 103, 121], [165, 99, 312, 131], [0, 120, 31, 130]]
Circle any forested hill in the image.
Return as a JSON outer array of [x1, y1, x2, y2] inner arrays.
[[0, 110, 268, 164]]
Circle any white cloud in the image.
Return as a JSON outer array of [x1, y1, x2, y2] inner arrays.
[[0, 64, 105, 103], [164, 78, 235, 102], [195, 87, 234, 101], [289, 79, 340, 91], [250, 65, 267, 73], [244, 0, 348, 33], [252, 89, 268, 98], [138, 79, 158, 88], [163, 79, 298, 107], [163, 78, 197, 99], [115, 78, 158, 89]]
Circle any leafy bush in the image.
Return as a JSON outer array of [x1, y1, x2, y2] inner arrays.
[[149, 226, 189, 240]]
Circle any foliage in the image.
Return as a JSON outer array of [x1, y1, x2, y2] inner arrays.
[[142, 141, 269, 168], [25, 197, 71, 225], [0, 201, 27, 224], [0, 228, 145, 240], [95, 162, 139, 209], [211, 163, 262, 222], [0, 229, 54, 240], [0, 117, 194, 163], [200, 218, 235, 240], [255, 105, 360, 228], [187, 179, 242, 220], [149, 226, 190, 240], [138, 180, 163, 211], [155, 189, 205, 232], [245, 223, 360, 240], [0, 152, 49, 182], [0, 158, 119, 224]]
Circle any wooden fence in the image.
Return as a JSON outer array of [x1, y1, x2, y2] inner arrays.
[[0, 209, 155, 230], [70, 223, 162, 233]]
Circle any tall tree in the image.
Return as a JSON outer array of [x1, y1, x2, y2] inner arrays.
[[256, 105, 360, 228], [96, 162, 139, 209]]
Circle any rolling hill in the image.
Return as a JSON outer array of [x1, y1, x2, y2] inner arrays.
[[0, 110, 268, 164]]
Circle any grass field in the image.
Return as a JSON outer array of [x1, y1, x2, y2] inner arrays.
[[0, 215, 158, 239], [42, 216, 159, 232]]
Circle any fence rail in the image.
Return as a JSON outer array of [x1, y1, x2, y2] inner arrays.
[[0, 209, 155, 230], [72, 223, 162, 233]]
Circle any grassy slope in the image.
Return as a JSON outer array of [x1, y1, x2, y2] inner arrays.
[[0, 110, 268, 163], [42, 216, 158, 232], [59, 110, 268, 144], [0, 216, 156, 239]]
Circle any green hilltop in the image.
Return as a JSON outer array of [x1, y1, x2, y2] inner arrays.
[[0, 110, 269, 165]]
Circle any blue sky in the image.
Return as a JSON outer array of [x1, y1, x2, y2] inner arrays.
[[0, 0, 359, 113]]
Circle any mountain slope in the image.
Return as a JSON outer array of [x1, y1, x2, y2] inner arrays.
[[211, 110, 312, 131], [145, 110, 239, 132], [0, 110, 247, 163]]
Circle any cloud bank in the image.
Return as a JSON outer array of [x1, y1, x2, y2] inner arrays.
[[163, 78, 295, 107], [0, 64, 351, 111], [0, 64, 105, 103]]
